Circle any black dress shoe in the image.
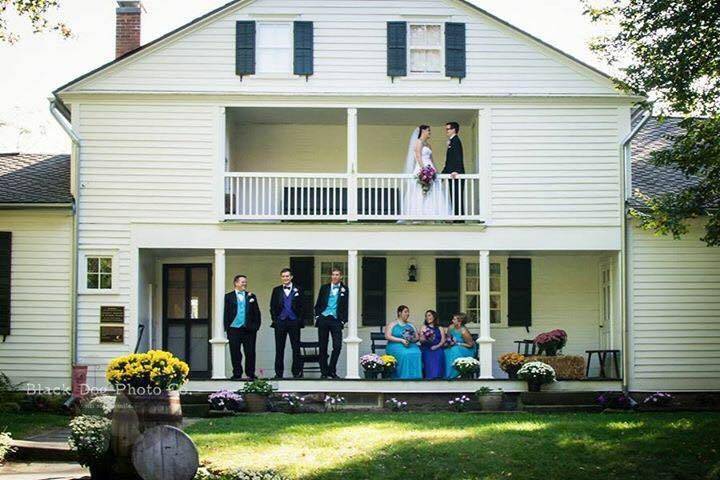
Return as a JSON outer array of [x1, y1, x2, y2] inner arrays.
[[320, 374, 329, 379], [273, 375, 283, 379], [293, 373, 304, 379], [329, 373, 340, 379], [230, 375, 243, 380]]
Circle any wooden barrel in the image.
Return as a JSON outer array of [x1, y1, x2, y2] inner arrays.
[[111, 391, 183, 479]]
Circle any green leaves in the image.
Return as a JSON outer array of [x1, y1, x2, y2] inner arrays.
[[0, 0, 70, 43]]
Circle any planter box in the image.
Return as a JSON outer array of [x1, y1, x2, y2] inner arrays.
[[245, 393, 268, 413], [477, 394, 503, 411]]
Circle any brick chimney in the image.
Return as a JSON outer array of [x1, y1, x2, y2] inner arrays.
[[116, 1, 142, 58]]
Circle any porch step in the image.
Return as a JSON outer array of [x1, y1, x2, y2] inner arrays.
[[522, 404, 603, 413], [9, 439, 76, 462]]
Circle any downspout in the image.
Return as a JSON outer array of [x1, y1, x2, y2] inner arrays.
[[619, 108, 652, 393], [49, 96, 81, 368]]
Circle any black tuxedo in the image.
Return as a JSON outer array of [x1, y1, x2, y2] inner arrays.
[[443, 135, 465, 217], [269, 284, 305, 377], [314, 283, 348, 377], [223, 290, 261, 379]]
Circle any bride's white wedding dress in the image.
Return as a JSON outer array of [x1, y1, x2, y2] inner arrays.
[[404, 143, 452, 218]]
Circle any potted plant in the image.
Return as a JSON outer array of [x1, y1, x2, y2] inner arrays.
[[105, 350, 188, 477], [379, 355, 397, 379], [517, 361, 556, 392], [475, 387, 503, 411], [360, 354, 385, 379], [69, 415, 112, 479], [242, 379, 274, 412], [452, 357, 480, 379], [208, 389, 246, 415], [498, 352, 525, 379], [533, 329, 567, 356]]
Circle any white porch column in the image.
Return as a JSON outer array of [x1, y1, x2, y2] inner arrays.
[[210, 248, 228, 379], [347, 108, 358, 221], [343, 249, 361, 378], [478, 250, 495, 378]]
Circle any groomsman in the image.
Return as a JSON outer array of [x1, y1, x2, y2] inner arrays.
[[314, 268, 348, 379], [270, 268, 305, 378], [224, 275, 261, 380]]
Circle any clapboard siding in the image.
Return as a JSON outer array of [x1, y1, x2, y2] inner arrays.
[[68, 0, 616, 96], [75, 102, 216, 368], [629, 221, 720, 391], [0, 211, 72, 387], [490, 106, 621, 226]]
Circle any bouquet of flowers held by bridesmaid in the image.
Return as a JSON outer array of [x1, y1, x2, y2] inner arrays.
[[417, 165, 437, 195], [420, 327, 436, 344], [401, 325, 417, 344], [443, 335, 457, 348]]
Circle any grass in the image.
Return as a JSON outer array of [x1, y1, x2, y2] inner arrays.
[[0, 412, 69, 439], [186, 412, 720, 480]]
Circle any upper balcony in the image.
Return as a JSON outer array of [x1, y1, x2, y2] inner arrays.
[[222, 107, 485, 223]]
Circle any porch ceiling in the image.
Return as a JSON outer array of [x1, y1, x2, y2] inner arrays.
[[226, 107, 478, 126]]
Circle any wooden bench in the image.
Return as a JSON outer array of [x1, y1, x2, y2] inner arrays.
[[585, 349, 621, 379]]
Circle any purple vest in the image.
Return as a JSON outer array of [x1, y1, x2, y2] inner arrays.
[[279, 292, 297, 322]]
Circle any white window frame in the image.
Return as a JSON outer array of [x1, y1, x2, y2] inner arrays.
[[255, 21, 293, 77], [80, 250, 119, 294], [463, 256, 508, 328], [317, 258, 348, 286], [407, 22, 444, 76]]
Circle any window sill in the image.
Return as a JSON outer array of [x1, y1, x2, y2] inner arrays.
[[249, 73, 303, 80], [397, 75, 453, 82], [79, 288, 120, 295]]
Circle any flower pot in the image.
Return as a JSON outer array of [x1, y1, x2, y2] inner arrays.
[[245, 393, 268, 412], [505, 365, 521, 379], [527, 381, 542, 392], [364, 370, 380, 379], [477, 394, 503, 411], [381, 370, 393, 379], [459, 372, 476, 380], [541, 346, 558, 356]]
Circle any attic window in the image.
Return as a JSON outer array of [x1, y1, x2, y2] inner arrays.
[[256, 22, 292, 74], [409, 24, 442, 74]]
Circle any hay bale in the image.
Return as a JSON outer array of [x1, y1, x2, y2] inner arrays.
[[526, 355, 585, 380]]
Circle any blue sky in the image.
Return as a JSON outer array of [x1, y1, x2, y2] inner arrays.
[[0, 0, 613, 153]]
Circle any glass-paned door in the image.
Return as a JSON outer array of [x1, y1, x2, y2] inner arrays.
[[162, 264, 212, 378]]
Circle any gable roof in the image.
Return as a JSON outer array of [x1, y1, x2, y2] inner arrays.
[[0, 153, 73, 205], [54, 0, 623, 96], [630, 117, 698, 207]]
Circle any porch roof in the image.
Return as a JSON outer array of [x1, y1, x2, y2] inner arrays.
[[0, 153, 72, 206]]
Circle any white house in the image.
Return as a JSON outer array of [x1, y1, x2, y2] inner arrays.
[[1, 0, 718, 395]]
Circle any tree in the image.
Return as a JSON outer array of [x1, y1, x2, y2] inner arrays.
[[0, 0, 70, 43], [584, 0, 720, 246]]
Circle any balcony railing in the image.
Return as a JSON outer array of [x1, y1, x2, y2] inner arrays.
[[224, 172, 482, 222]]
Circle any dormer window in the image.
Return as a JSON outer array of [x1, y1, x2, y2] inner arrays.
[[256, 22, 292, 75], [409, 23, 442, 74]]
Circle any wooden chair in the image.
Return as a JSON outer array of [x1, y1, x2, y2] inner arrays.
[[370, 329, 387, 354], [299, 341, 321, 376], [514, 339, 537, 356]]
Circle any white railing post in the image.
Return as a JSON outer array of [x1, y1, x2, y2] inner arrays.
[[210, 249, 228, 379], [344, 249, 361, 378], [478, 250, 495, 378], [347, 108, 358, 222]]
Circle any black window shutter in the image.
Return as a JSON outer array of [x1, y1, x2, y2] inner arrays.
[[445, 22, 466, 79], [508, 258, 532, 329], [0, 232, 11, 337], [290, 257, 314, 326], [294, 21, 314, 76], [436, 258, 460, 327], [362, 257, 386, 327], [387, 22, 407, 78], [236, 21, 256, 77]]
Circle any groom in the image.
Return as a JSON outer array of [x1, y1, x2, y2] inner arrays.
[[443, 122, 465, 219], [314, 267, 348, 379]]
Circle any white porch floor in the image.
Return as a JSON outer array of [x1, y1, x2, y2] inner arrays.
[[186, 378, 622, 393]]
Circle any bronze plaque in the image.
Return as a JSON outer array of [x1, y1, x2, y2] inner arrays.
[[100, 306, 125, 324], [100, 325, 124, 343]]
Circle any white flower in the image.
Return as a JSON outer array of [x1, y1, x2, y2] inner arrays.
[[249, 298, 255, 303]]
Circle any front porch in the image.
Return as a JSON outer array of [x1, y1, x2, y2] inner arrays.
[[137, 246, 623, 386]]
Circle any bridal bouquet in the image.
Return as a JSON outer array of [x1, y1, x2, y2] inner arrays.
[[421, 327, 436, 344], [417, 165, 437, 195]]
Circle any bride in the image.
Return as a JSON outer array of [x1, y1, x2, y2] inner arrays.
[[402, 125, 452, 219]]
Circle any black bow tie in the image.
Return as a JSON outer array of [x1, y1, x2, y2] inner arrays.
[[284, 286, 291, 290]]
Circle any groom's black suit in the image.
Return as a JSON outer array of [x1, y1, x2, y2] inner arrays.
[[443, 135, 465, 217]]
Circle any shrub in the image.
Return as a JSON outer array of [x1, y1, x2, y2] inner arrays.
[[208, 390, 245, 412], [448, 395, 472, 412], [0, 431, 16, 463], [324, 394, 346, 412], [385, 397, 408, 412], [106, 350, 189, 391], [280, 393, 305, 413], [517, 361, 556, 385], [68, 415, 111, 468], [241, 379, 274, 396], [82, 395, 116, 417]]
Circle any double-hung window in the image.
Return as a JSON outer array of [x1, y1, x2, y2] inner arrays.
[[409, 23, 442, 74], [256, 22, 293, 75]]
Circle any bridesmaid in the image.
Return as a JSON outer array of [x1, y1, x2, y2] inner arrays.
[[444, 312, 476, 379], [385, 305, 423, 379], [419, 310, 446, 379]]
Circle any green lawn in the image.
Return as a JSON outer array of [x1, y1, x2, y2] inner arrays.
[[186, 412, 720, 480], [0, 412, 69, 439]]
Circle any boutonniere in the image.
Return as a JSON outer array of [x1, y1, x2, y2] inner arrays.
[[294, 292, 299, 297], [340, 293, 345, 297], [340, 287, 346, 293], [249, 297, 255, 303], [293, 288, 298, 293]]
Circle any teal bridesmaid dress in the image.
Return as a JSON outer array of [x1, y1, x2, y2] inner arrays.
[[444, 328, 476, 379], [385, 323, 423, 379]]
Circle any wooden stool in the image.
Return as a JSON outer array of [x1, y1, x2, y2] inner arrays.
[[514, 340, 537, 356], [585, 349, 621, 379]]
